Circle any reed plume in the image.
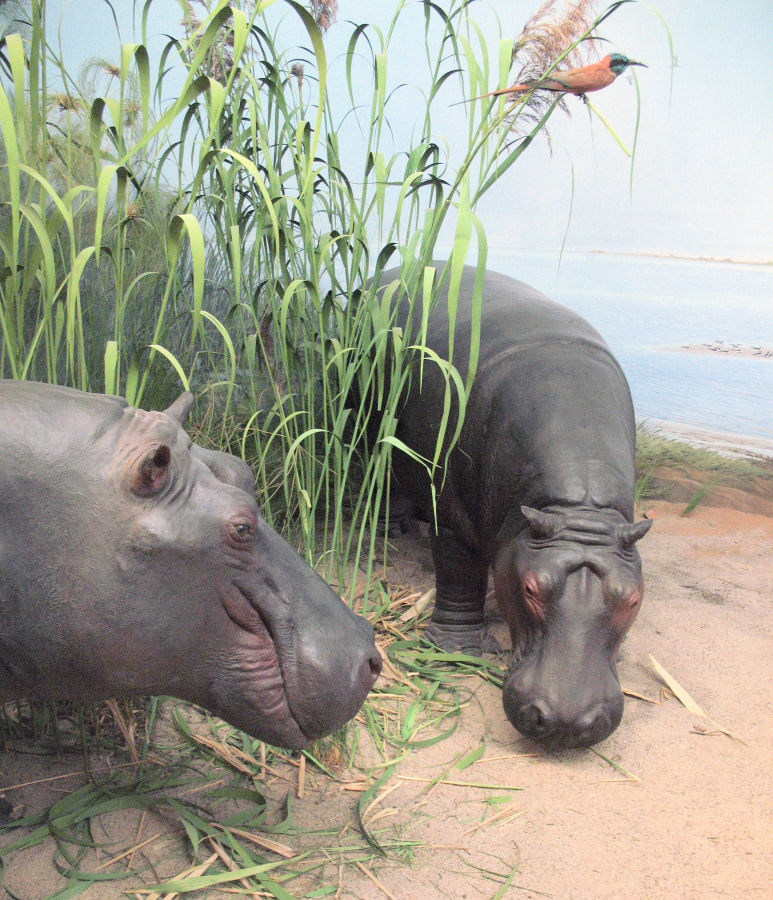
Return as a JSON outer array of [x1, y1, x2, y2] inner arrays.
[[507, 0, 599, 129], [308, 0, 338, 33]]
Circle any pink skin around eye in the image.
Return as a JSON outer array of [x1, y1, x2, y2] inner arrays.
[[611, 588, 642, 632], [521, 574, 546, 621]]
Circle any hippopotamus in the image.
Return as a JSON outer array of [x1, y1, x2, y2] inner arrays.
[[0, 381, 381, 751], [378, 263, 651, 748]]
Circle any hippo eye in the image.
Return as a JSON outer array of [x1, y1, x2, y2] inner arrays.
[[521, 575, 546, 620], [609, 586, 643, 631], [625, 591, 642, 612], [230, 521, 254, 543]]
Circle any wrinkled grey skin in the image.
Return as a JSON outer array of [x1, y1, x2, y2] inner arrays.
[[381, 264, 651, 748], [0, 381, 381, 751]]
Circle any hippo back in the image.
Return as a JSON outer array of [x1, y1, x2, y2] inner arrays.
[[379, 264, 637, 539], [384, 264, 611, 379]]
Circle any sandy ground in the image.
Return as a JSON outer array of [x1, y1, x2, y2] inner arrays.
[[2, 495, 772, 899]]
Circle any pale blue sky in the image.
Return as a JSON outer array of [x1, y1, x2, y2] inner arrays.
[[42, 0, 773, 262]]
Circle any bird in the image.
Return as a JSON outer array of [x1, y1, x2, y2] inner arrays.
[[456, 53, 646, 104]]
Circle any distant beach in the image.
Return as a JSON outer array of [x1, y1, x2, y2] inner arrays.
[[640, 419, 773, 460], [584, 248, 773, 267], [660, 341, 773, 360]]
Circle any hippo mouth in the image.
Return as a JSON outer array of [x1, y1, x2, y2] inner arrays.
[[217, 583, 310, 748]]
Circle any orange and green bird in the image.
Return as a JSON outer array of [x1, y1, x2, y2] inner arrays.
[[460, 53, 646, 103]]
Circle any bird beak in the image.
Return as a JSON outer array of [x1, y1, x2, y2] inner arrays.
[[629, 60, 647, 68]]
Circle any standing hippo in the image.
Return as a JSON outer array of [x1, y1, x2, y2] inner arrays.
[[380, 264, 650, 748], [0, 381, 381, 750]]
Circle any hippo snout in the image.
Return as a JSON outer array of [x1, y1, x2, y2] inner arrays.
[[503, 662, 624, 749], [279, 595, 382, 743], [505, 691, 622, 748], [292, 617, 382, 741]]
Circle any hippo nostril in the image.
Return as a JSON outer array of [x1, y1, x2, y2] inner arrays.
[[368, 650, 383, 682], [518, 700, 554, 737], [351, 619, 381, 688], [579, 707, 607, 731], [573, 707, 611, 746], [355, 648, 382, 692]]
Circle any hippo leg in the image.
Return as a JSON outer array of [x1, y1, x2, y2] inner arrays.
[[1, 795, 17, 825], [424, 527, 499, 654]]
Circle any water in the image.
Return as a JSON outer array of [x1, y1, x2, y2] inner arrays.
[[485, 249, 773, 440]]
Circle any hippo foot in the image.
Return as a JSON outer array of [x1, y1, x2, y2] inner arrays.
[[377, 495, 415, 538], [0, 795, 22, 826], [424, 621, 500, 655]]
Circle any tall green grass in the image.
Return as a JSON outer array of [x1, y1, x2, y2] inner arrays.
[[0, 0, 635, 587]]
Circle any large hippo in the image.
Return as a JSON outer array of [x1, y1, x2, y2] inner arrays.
[[379, 264, 650, 748], [0, 381, 381, 751]]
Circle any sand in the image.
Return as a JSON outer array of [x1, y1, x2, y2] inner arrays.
[[659, 341, 773, 360]]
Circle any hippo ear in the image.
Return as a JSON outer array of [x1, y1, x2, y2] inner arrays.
[[131, 445, 171, 497], [521, 505, 558, 538], [164, 392, 194, 425], [616, 518, 652, 548]]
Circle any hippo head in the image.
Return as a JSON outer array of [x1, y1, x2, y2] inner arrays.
[[494, 505, 651, 749], [0, 384, 381, 749]]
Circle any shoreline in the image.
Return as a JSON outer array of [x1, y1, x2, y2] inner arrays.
[[584, 248, 772, 267], [482, 245, 773, 267], [638, 418, 773, 460], [659, 341, 773, 360]]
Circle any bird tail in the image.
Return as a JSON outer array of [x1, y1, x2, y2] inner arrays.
[[450, 84, 530, 107]]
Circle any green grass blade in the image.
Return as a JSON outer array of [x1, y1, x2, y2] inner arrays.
[[148, 344, 190, 392]]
